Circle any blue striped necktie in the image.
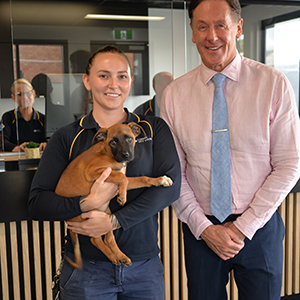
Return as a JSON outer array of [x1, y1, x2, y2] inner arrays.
[[210, 73, 232, 222]]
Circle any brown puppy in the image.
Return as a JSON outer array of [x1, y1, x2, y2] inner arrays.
[[55, 122, 173, 268]]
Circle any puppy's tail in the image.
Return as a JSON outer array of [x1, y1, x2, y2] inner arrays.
[[65, 231, 83, 269]]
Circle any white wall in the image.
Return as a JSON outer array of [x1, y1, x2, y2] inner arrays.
[[148, 8, 199, 82]]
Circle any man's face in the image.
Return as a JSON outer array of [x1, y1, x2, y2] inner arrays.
[[190, 0, 243, 72]]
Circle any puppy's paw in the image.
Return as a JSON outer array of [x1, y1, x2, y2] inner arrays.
[[112, 258, 122, 266], [160, 175, 173, 187], [121, 257, 132, 267], [117, 196, 126, 206], [116, 253, 131, 266]]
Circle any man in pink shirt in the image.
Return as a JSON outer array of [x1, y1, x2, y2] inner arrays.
[[160, 0, 300, 299]]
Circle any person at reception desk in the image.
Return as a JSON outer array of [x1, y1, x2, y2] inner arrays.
[[1, 78, 47, 152], [160, 0, 300, 299], [133, 72, 174, 117], [29, 45, 181, 299]]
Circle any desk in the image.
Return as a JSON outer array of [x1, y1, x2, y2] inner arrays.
[[0, 152, 41, 171]]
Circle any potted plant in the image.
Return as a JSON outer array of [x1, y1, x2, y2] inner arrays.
[[25, 141, 40, 159]]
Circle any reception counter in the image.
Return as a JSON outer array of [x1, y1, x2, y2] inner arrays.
[[0, 155, 299, 300]]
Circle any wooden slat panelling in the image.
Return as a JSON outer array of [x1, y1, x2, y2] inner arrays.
[[179, 223, 188, 300], [0, 220, 66, 300], [294, 193, 300, 294], [0, 194, 299, 299], [279, 197, 286, 297], [230, 271, 238, 300], [10, 222, 20, 300], [43, 221, 52, 300], [285, 194, 294, 295], [0, 222, 9, 300], [160, 207, 171, 300], [21, 220, 31, 300], [171, 207, 179, 300], [32, 221, 43, 299]]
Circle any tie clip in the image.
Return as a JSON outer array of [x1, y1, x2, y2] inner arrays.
[[212, 129, 228, 133]]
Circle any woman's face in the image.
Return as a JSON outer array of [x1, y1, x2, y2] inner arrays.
[[12, 83, 35, 109], [83, 52, 132, 112]]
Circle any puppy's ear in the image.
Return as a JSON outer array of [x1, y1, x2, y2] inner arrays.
[[92, 129, 108, 144], [128, 122, 146, 137]]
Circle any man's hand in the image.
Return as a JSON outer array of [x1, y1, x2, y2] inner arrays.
[[201, 223, 245, 260], [222, 221, 245, 242]]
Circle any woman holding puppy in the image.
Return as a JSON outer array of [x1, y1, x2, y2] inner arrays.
[[29, 45, 181, 300]]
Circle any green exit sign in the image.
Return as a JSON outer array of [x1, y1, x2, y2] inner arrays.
[[114, 30, 132, 40]]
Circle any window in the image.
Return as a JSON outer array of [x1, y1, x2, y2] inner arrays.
[[262, 11, 300, 112], [13, 40, 75, 137]]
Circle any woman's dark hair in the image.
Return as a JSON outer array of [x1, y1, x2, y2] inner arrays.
[[85, 45, 132, 76], [188, 0, 241, 22]]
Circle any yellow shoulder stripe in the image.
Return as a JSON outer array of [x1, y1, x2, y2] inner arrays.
[[133, 114, 153, 138], [69, 129, 85, 160], [69, 116, 86, 160], [12, 108, 17, 124], [35, 110, 43, 126], [144, 99, 153, 115]]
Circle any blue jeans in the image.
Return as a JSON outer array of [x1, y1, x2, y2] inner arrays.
[[183, 211, 285, 300], [59, 254, 165, 300]]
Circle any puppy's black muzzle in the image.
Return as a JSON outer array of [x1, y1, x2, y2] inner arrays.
[[110, 136, 135, 163]]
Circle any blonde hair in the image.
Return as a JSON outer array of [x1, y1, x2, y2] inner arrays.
[[11, 78, 33, 95]]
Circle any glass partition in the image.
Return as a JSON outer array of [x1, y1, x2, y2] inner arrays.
[[1, 0, 300, 164], [6, 1, 179, 150]]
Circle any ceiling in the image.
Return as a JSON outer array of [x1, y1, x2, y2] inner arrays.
[[9, 0, 300, 28]]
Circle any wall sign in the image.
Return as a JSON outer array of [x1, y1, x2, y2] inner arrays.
[[114, 30, 132, 40]]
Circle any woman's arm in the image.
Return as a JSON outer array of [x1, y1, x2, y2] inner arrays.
[[114, 117, 181, 230]]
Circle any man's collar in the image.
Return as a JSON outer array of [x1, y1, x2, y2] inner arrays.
[[200, 51, 241, 86]]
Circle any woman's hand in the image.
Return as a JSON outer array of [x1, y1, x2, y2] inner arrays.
[[67, 166, 125, 238], [12, 142, 28, 152], [39, 142, 47, 151], [79, 167, 119, 212], [79, 166, 126, 212], [67, 211, 120, 238]]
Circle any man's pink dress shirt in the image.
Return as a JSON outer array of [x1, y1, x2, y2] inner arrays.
[[161, 53, 300, 240]]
